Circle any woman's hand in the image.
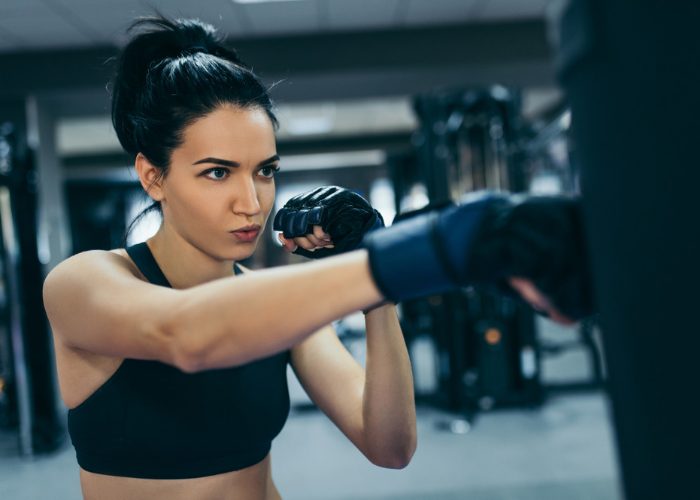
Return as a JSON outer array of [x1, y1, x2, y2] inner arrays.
[[278, 224, 335, 253], [273, 186, 383, 258]]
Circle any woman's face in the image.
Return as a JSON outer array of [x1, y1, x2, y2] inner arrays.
[[159, 105, 278, 261]]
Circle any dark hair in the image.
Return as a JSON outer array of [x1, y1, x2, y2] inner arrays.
[[113, 15, 279, 243]]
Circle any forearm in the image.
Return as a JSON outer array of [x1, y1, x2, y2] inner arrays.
[[361, 305, 417, 468], [168, 249, 383, 372]]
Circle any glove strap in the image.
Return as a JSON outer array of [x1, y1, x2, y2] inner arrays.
[[363, 213, 456, 302], [429, 212, 462, 286]]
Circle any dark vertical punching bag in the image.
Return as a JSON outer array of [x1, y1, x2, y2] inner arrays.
[[554, 1, 700, 498], [0, 122, 66, 454], [13, 133, 66, 453]]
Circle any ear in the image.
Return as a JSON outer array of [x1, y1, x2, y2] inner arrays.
[[134, 153, 165, 202]]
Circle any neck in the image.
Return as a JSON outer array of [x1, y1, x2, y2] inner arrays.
[[145, 225, 237, 289]]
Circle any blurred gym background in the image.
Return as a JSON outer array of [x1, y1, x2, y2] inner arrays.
[[0, 1, 620, 499]]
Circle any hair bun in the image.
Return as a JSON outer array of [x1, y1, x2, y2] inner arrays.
[[112, 15, 248, 155], [166, 18, 216, 57], [125, 16, 244, 66], [181, 43, 210, 56]]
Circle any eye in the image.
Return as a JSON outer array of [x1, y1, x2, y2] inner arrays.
[[204, 167, 229, 181], [258, 165, 280, 179]]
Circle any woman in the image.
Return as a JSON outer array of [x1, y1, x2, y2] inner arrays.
[[43, 16, 416, 500]]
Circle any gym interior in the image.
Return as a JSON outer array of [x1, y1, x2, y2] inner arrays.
[[2, 1, 693, 499]]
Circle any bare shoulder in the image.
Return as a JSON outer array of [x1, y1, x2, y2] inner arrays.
[[44, 243, 182, 364], [46, 249, 145, 407], [45, 248, 145, 290], [42, 248, 150, 345]]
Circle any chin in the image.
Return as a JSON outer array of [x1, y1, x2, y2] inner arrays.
[[199, 241, 256, 263], [229, 242, 258, 261]]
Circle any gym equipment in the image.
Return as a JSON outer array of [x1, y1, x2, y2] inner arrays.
[[0, 122, 65, 455], [394, 88, 544, 420]]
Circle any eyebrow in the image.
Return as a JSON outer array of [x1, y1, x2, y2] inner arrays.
[[193, 154, 280, 168]]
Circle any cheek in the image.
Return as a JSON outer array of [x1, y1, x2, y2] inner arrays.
[[258, 181, 276, 213], [169, 179, 217, 220]]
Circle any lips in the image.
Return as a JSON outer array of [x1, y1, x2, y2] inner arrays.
[[230, 225, 261, 242], [233, 224, 261, 232]]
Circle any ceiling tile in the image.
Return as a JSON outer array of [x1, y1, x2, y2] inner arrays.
[[238, 0, 319, 36], [40, 0, 142, 44], [146, 0, 250, 37], [0, 39, 20, 52], [474, 0, 549, 21], [403, 0, 480, 25], [0, 24, 26, 45], [0, 0, 553, 54], [0, 10, 92, 50], [0, 0, 47, 19], [326, 0, 401, 31], [66, 0, 249, 47], [91, 17, 156, 47]]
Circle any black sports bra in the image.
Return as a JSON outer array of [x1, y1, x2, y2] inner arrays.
[[67, 242, 290, 479]]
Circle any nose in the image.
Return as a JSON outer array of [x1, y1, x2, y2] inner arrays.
[[232, 177, 261, 217]]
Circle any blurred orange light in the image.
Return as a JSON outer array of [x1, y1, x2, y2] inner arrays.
[[485, 328, 502, 345]]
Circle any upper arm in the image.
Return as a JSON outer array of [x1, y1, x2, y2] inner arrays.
[[290, 325, 366, 447], [43, 250, 182, 364]]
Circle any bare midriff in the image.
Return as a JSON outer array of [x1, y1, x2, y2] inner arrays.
[[79, 454, 282, 500]]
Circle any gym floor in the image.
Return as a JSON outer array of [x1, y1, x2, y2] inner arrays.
[[0, 391, 621, 500]]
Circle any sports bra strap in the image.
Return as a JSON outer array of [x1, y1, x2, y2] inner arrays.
[[125, 242, 243, 288]]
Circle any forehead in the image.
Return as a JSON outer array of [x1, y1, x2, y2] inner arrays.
[[179, 106, 276, 159]]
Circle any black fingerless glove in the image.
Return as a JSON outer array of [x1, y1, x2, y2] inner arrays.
[[273, 186, 384, 259]]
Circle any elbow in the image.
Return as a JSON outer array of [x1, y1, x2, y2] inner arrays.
[[161, 298, 208, 374], [162, 292, 249, 374], [167, 325, 206, 374], [172, 344, 206, 374], [367, 440, 417, 470], [369, 450, 415, 470]]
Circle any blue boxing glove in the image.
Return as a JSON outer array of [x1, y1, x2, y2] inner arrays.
[[363, 192, 593, 321], [273, 186, 384, 259]]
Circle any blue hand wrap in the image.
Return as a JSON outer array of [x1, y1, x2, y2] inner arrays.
[[363, 193, 503, 302]]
